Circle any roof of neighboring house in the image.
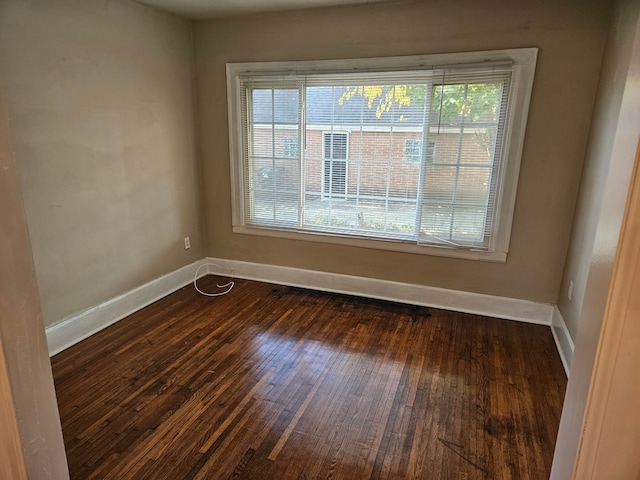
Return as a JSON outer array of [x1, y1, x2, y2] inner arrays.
[[251, 86, 432, 126]]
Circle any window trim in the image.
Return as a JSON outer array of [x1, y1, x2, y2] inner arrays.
[[227, 48, 538, 263]]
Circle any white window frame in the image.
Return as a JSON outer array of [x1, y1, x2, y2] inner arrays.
[[227, 48, 537, 262]]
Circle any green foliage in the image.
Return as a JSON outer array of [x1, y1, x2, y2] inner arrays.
[[338, 82, 503, 124], [338, 85, 412, 119], [433, 83, 502, 124]]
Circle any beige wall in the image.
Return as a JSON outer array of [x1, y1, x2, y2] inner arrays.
[[193, 0, 611, 304], [551, 0, 640, 477], [0, 87, 69, 478], [0, 0, 203, 327], [558, 0, 640, 339]]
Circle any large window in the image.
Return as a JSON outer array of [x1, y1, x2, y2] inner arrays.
[[227, 49, 537, 261]]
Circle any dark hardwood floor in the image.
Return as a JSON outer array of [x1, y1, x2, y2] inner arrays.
[[51, 276, 567, 479]]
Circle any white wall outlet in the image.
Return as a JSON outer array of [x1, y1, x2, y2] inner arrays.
[[184, 236, 190, 250], [568, 280, 574, 300]]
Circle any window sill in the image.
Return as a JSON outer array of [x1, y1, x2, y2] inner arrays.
[[232, 225, 508, 263]]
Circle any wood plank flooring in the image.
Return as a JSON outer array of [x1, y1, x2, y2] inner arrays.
[[51, 276, 567, 479]]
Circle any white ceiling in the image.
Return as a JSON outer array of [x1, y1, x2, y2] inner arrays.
[[136, 0, 393, 19]]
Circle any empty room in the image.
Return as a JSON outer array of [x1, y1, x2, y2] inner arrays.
[[1, 0, 640, 479]]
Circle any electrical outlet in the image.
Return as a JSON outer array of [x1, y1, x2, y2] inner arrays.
[[568, 280, 574, 300], [184, 237, 191, 250]]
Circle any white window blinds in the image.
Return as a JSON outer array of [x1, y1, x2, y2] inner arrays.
[[238, 67, 510, 249], [228, 50, 537, 259]]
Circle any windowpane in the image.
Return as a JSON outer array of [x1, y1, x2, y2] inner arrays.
[[252, 89, 273, 123], [305, 157, 323, 196], [274, 192, 299, 224], [358, 161, 390, 197], [428, 130, 460, 164], [419, 205, 452, 239], [456, 167, 490, 204], [464, 83, 502, 122], [247, 87, 300, 226], [385, 199, 417, 234], [452, 207, 487, 242], [251, 125, 273, 158], [423, 165, 456, 204], [364, 132, 393, 162], [250, 79, 503, 242], [432, 84, 466, 124], [460, 128, 496, 165], [390, 162, 421, 199], [230, 50, 536, 259], [354, 199, 387, 232], [273, 89, 299, 124]]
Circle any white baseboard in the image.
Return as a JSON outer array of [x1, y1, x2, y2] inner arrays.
[[551, 306, 575, 376], [45, 260, 206, 357], [46, 257, 559, 358], [204, 257, 554, 325]]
